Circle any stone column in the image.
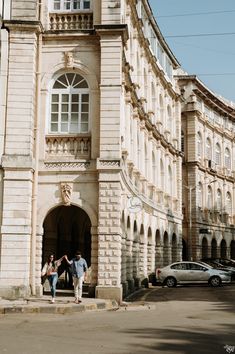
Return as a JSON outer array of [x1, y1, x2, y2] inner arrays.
[[96, 170, 122, 303]]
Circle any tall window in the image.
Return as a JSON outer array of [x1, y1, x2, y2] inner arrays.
[[217, 189, 222, 211], [168, 165, 172, 195], [206, 138, 212, 160], [215, 143, 221, 165], [198, 183, 203, 208], [50, 73, 89, 134], [160, 159, 164, 191], [197, 132, 202, 158], [167, 105, 172, 132], [52, 0, 91, 11], [207, 186, 212, 209], [225, 147, 231, 169], [181, 130, 184, 152], [226, 192, 232, 215]]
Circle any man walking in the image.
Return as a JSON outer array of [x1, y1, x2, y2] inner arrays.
[[65, 251, 88, 303]]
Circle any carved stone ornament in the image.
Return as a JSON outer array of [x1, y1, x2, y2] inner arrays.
[[60, 183, 72, 206], [64, 52, 74, 68]]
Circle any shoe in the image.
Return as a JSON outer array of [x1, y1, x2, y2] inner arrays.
[[74, 299, 79, 304], [78, 299, 82, 303], [51, 298, 55, 304]]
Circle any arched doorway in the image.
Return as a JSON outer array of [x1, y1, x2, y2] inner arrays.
[[202, 237, 208, 259], [220, 239, 227, 259], [182, 238, 187, 261], [211, 239, 217, 259], [171, 233, 177, 263], [231, 240, 235, 259], [42, 205, 91, 289]]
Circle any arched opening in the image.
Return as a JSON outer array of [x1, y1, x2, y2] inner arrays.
[[171, 233, 177, 262], [42, 205, 91, 290], [211, 239, 217, 259], [155, 229, 161, 268], [231, 240, 235, 259], [202, 237, 208, 259], [163, 231, 168, 266], [182, 238, 187, 261], [220, 239, 227, 259]]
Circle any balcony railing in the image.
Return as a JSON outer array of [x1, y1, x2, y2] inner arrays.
[[45, 135, 91, 160], [49, 12, 93, 31]]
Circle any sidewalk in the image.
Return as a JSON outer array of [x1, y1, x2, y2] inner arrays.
[[0, 295, 119, 315]]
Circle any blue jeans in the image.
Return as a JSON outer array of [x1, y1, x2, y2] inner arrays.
[[48, 273, 58, 298]]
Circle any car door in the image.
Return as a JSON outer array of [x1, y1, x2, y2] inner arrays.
[[170, 262, 189, 282], [187, 262, 210, 283]]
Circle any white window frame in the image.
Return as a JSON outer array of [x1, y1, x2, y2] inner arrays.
[[225, 147, 231, 169], [49, 73, 90, 135], [226, 192, 232, 215], [50, 0, 92, 12], [215, 143, 221, 165]]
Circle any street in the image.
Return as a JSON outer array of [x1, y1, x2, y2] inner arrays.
[[0, 284, 235, 354]]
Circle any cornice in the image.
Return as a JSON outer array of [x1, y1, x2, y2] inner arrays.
[[3, 20, 43, 33]]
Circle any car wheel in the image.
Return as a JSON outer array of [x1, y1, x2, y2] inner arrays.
[[165, 277, 177, 288], [209, 276, 221, 287]]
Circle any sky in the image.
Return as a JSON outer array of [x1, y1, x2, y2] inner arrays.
[[148, 0, 235, 103]]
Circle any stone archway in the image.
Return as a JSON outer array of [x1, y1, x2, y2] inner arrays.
[[202, 237, 209, 259], [42, 205, 91, 289], [220, 239, 227, 259]]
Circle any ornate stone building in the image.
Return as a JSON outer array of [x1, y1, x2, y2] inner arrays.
[[0, 0, 183, 301], [179, 75, 235, 261]]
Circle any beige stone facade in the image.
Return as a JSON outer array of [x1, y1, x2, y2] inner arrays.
[[1, 0, 235, 303], [0, 0, 183, 302], [179, 76, 235, 261]]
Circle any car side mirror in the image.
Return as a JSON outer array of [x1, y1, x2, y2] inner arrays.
[[203, 268, 208, 272]]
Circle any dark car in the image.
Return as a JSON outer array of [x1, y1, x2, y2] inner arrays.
[[201, 258, 235, 280]]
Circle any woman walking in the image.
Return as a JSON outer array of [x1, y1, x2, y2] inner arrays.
[[41, 254, 65, 303]]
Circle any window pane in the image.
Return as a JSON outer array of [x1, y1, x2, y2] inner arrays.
[[53, 75, 68, 88], [81, 113, 88, 122], [81, 103, 89, 112], [73, 75, 84, 87], [62, 94, 69, 103], [66, 73, 75, 85], [61, 114, 69, 122], [51, 104, 58, 112], [73, 0, 80, 9], [82, 94, 89, 102], [52, 94, 59, 103], [71, 104, 78, 113], [51, 114, 58, 122], [71, 113, 78, 122], [81, 123, 88, 132], [61, 123, 69, 132], [84, 1, 90, 9], [72, 94, 79, 102], [51, 123, 58, 132], [62, 104, 68, 113], [70, 123, 78, 133], [64, 0, 71, 10]]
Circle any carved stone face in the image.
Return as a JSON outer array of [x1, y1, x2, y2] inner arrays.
[[60, 182, 72, 206]]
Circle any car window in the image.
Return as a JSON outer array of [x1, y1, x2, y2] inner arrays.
[[171, 263, 188, 270], [189, 263, 206, 271]]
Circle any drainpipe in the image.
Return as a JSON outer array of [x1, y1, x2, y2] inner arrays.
[[30, 0, 42, 296]]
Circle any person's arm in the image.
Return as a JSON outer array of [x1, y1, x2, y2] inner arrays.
[[41, 263, 48, 277], [83, 260, 88, 282], [64, 255, 72, 265], [55, 255, 65, 267]]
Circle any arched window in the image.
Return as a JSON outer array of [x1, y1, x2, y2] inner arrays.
[[198, 182, 203, 208], [52, 0, 91, 11], [206, 137, 212, 160], [151, 82, 156, 122], [168, 165, 172, 195], [225, 147, 231, 169], [197, 132, 202, 158], [167, 105, 172, 132], [226, 192, 232, 215], [159, 94, 164, 123], [50, 73, 89, 134], [160, 159, 164, 191], [215, 143, 221, 165], [207, 186, 213, 209], [217, 189, 222, 211]]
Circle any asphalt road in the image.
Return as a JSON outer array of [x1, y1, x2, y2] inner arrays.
[[0, 284, 235, 354]]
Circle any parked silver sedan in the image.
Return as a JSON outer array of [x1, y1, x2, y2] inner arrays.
[[156, 261, 231, 287]]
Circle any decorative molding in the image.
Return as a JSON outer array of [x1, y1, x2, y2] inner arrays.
[[64, 51, 74, 68], [44, 161, 90, 169], [60, 182, 72, 206]]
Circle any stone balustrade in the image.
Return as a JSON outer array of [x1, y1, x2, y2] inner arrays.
[[49, 12, 93, 31], [45, 135, 91, 160]]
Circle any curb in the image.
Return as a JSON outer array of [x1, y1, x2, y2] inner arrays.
[[0, 299, 119, 315]]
